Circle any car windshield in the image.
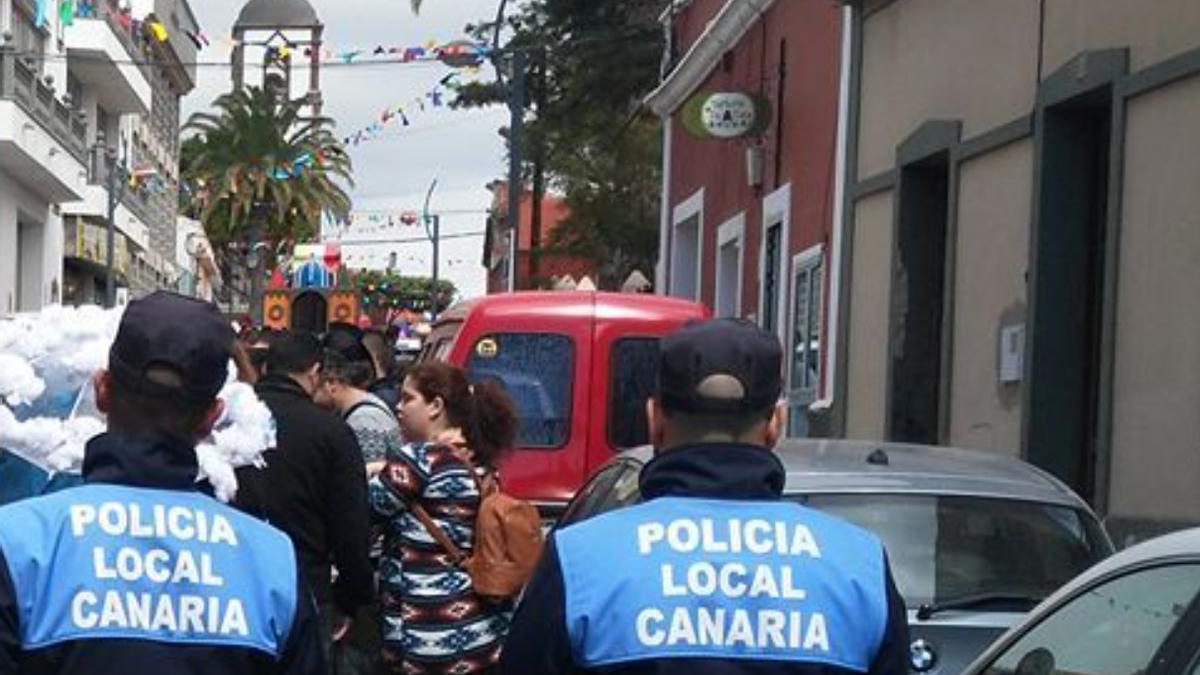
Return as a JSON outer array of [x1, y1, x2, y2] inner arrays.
[[800, 494, 1110, 608]]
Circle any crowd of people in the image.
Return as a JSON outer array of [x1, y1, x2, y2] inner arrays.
[[0, 291, 910, 675], [229, 320, 522, 675]]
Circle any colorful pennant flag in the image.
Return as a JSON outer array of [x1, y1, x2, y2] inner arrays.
[[147, 21, 168, 42]]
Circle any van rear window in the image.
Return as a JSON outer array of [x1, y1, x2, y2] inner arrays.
[[608, 338, 660, 450], [466, 333, 574, 449]]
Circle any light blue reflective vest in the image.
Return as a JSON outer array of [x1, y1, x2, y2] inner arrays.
[[0, 483, 298, 657], [555, 497, 889, 671]]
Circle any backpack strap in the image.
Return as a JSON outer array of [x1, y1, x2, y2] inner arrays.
[[344, 397, 395, 422], [442, 442, 499, 497], [407, 441, 490, 564]]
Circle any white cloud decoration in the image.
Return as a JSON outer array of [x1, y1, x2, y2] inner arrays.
[[0, 304, 275, 502]]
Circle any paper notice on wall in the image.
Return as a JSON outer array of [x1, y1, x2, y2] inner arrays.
[[999, 324, 1024, 384]]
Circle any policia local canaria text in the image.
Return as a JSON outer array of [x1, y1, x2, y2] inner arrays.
[[65, 501, 248, 636], [633, 517, 831, 652]]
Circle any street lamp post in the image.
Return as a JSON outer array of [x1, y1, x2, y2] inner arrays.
[[422, 178, 441, 321], [97, 134, 129, 309], [505, 50, 527, 292]]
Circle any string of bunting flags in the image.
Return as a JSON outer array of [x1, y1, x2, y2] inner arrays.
[[263, 39, 490, 67], [48, 0, 489, 67], [344, 251, 473, 269], [334, 210, 431, 234], [341, 71, 469, 147]]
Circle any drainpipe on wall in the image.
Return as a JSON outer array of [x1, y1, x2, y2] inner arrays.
[[656, 117, 673, 294], [654, 5, 677, 295], [812, 3, 855, 423]]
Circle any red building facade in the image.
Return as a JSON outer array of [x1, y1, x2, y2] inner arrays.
[[647, 0, 844, 435], [484, 182, 596, 294]]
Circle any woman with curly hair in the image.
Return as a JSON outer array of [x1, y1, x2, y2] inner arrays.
[[368, 361, 518, 675]]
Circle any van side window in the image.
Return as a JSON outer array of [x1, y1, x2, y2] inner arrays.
[[467, 333, 574, 448], [608, 338, 660, 450]]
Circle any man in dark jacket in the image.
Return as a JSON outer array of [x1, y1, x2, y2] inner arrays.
[[502, 319, 910, 675], [233, 331, 375, 662], [0, 292, 325, 674]]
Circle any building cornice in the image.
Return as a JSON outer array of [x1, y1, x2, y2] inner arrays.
[[644, 0, 777, 117]]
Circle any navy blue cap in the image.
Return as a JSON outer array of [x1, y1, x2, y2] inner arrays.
[[108, 292, 234, 402], [657, 318, 783, 415]]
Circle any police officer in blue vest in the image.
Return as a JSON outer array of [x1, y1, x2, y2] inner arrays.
[[502, 319, 909, 675], [0, 292, 325, 675]]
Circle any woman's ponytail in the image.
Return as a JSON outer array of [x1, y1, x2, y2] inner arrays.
[[465, 379, 518, 468]]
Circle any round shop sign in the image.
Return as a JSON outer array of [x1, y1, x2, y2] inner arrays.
[[701, 93, 757, 138], [682, 91, 771, 140]]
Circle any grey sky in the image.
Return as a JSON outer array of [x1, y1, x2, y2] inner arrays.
[[182, 0, 508, 300]]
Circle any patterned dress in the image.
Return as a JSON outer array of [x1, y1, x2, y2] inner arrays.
[[369, 442, 511, 675]]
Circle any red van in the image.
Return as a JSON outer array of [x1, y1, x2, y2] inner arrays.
[[421, 291, 708, 515]]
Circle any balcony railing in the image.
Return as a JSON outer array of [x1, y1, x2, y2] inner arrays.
[[97, 0, 154, 79], [85, 149, 160, 230], [0, 46, 88, 162]]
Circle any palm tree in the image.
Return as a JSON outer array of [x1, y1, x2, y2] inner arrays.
[[181, 85, 352, 252]]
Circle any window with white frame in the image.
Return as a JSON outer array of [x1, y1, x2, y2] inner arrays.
[[759, 184, 791, 340], [714, 213, 745, 318], [669, 189, 703, 301], [788, 245, 824, 437], [791, 248, 824, 393], [761, 223, 782, 332]]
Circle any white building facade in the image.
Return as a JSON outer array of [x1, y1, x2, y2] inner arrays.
[[0, 0, 91, 312]]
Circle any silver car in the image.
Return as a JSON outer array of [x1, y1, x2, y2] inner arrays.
[[961, 526, 1200, 675], [556, 439, 1113, 675]]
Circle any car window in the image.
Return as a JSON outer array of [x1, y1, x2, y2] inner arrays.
[[803, 495, 1110, 607], [466, 333, 574, 448], [591, 460, 642, 515], [982, 563, 1200, 675], [558, 461, 630, 528], [608, 338, 660, 450], [434, 338, 453, 361]]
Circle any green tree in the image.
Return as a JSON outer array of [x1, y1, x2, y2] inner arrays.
[[355, 270, 457, 314], [455, 0, 667, 289], [181, 85, 353, 254]]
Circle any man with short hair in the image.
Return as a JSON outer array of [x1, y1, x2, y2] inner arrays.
[[0, 292, 325, 674], [315, 330, 402, 463], [233, 331, 375, 667], [502, 319, 910, 675]]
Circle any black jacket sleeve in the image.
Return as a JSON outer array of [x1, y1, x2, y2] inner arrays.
[[277, 559, 328, 675], [869, 556, 912, 675], [325, 421, 375, 615], [0, 548, 20, 675], [500, 535, 575, 675]]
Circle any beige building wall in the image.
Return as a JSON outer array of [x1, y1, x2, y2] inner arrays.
[[845, 191, 894, 439], [1108, 76, 1200, 523], [856, 0, 1040, 177], [1043, 0, 1200, 74], [946, 139, 1033, 455]]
